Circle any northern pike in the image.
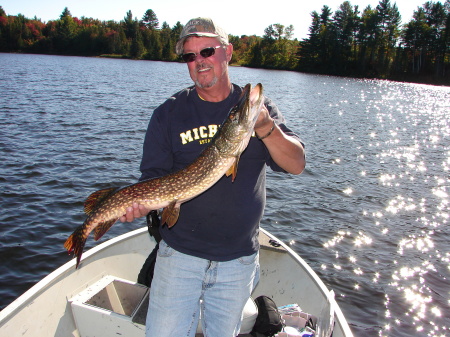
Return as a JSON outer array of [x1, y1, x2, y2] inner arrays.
[[65, 83, 264, 268]]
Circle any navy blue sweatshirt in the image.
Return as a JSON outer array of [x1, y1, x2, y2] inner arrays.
[[140, 84, 300, 261]]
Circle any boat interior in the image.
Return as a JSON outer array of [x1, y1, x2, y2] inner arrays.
[[68, 233, 288, 337]]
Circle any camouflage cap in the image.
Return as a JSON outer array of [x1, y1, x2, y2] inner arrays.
[[176, 17, 229, 55]]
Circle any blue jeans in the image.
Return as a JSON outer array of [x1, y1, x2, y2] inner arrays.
[[145, 240, 260, 337]]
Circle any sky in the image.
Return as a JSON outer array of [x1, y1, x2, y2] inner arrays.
[[2, 0, 431, 40]]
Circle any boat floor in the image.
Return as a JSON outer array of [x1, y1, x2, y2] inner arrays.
[[196, 332, 258, 337], [133, 298, 255, 337]]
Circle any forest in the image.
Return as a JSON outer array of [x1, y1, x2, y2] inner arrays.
[[1, 0, 449, 85]]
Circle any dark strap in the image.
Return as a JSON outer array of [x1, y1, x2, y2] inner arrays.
[[137, 210, 162, 287], [137, 242, 159, 287], [146, 210, 162, 243]]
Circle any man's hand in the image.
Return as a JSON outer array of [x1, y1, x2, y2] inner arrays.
[[254, 106, 273, 132], [120, 203, 151, 223], [253, 105, 305, 175]]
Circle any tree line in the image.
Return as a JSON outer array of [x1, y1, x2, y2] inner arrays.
[[1, 1, 449, 85], [298, 0, 450, 83]]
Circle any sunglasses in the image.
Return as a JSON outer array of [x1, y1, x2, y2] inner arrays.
[[181, 45, 225, 63]]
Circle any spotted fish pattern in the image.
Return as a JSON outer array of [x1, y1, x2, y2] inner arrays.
[[64, 83, 264, 268]]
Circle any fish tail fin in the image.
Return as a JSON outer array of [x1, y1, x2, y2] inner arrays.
[[64, 226, 86, 268]]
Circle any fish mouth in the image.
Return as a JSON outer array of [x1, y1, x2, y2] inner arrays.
[[248, 84, 264, 122], [250, 84, 263, 107], [232, 84, 263, 126]]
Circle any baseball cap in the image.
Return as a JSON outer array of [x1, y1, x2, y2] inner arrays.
[[176, 17, 229, 55]]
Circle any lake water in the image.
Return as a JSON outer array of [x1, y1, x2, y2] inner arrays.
[[1, 53, 449, 336]]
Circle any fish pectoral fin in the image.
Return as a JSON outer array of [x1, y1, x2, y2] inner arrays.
[[84, 187, 119, 215], [93, 218, 118, 241], [161, 201, 180, 228], [225, 156, 240, 182]]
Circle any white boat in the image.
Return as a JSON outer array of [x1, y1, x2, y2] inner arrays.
[[0, 227, 354, 337]]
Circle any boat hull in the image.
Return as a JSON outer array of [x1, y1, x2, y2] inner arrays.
[[0, 227, 353, 337]]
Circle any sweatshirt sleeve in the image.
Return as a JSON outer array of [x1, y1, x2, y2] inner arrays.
[[264, 96, 304, 172], [139, 98, 175, 181]]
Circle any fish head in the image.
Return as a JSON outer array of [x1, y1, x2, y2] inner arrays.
[[214, 83, 265, 157], [229, 83, 264, 131]]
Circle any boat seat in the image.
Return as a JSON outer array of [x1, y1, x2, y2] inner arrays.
[[69, 275, 257, 337]]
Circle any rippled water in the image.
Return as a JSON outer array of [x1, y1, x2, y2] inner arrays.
[[1, 53, 449, 336]]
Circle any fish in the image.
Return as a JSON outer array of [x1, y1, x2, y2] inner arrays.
[[64, 83, 265, 268]]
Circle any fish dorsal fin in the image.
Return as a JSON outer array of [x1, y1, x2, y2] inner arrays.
[[84, 187, 118, 215], [93, 218, 118, 241], [225, 156, 240, 182], [161, 201, 180, 228]]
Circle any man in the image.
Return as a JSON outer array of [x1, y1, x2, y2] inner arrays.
[[121, 17, 305, 337]]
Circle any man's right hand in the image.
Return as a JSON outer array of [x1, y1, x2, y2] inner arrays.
[[120, 202, 151, 223]]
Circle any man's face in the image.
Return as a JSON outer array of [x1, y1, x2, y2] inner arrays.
[[183, 37, 232, 90]]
